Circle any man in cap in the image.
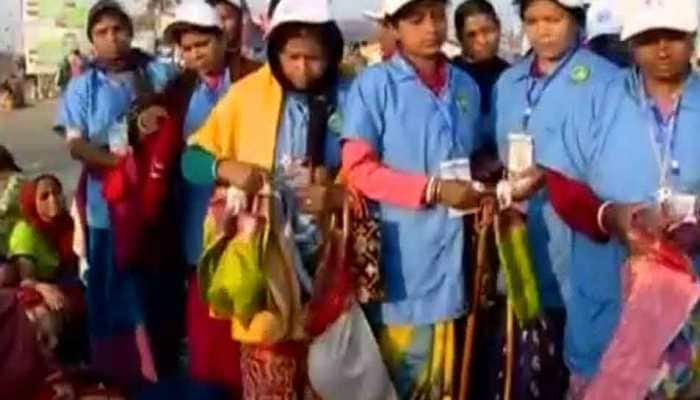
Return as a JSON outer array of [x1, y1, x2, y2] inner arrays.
[[56, 0, 177, 388]]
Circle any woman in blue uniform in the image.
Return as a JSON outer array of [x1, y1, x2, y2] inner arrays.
[[540, 0, 700, 394], [491, 0, 618, 397], [342, 0, 487, 397]]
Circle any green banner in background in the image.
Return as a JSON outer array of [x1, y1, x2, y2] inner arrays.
[[23, 0, 90, 74]]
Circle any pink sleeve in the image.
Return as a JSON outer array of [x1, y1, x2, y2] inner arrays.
[[342, 139, 428, 209]]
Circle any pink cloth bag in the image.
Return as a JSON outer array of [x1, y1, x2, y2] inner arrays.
[[584, 239, 700, 400]]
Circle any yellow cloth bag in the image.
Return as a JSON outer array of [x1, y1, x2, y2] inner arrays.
[[199, 192, 305, 345], [191, 65, 305, 345]]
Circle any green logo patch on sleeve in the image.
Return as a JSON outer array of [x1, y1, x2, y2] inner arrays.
[[570, 65, 591, 84]]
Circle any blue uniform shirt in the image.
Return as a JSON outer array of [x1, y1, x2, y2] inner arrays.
[[57, 60, 175, 229], [492, 48, 618, 310], [539, 70, 700, 377], [342, 54, 481, 325], [181, 72, 232, 265]]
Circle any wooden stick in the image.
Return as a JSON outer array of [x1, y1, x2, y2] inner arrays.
[[504, 299, 515, 400], [458, 201, 494, 400]]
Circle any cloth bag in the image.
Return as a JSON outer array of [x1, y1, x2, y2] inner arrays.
[[583, 237, 700, 400], [305, 205, 354, 338], [495, 209, 541, 324], [347, 190, 384, 304], [204, 194, 268, 325], [308, 302, 399, 400], [198, 188, 305, 345]]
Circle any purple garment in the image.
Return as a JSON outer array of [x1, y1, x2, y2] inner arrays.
[[0, 288, 50, 399]]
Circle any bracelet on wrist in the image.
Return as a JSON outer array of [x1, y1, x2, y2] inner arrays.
[[597, 201, 613, 235], [425, 177, 436, 205], [435, 179, 443, 204]]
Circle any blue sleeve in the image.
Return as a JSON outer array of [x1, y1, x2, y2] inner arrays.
[[147, 61, 178, 92], [538, 82, 606, 182], [341, 68, 385, 151], [56, 75, 90, 138]]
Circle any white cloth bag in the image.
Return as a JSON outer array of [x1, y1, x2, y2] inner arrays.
[[308, 302, 398, 400]]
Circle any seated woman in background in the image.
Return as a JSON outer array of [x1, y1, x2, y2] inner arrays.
[[0, 175, 93, 399], [10, 175, 77, 285], [6, 175, 84, 350]]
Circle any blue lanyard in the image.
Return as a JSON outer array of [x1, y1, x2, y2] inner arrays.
[[523, 47, 577, 129], [648, 99, 681, 189], [637, 72, 683, 189]]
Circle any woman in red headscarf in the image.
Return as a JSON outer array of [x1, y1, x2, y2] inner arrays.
[[0, 175, 96, 399], [5, 175, 84, 331]]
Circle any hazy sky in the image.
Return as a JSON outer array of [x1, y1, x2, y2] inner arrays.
[[0, 0, 520, 53]]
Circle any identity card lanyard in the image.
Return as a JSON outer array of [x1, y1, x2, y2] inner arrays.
[[639, 76, 683, 201], [522, 48, 577, 130]]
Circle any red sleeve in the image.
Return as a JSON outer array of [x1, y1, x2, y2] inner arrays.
[[545, 168, 609, 243], [342, 139, 428, 209]]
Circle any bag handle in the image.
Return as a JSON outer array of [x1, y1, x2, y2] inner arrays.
[[326, 197, 351, 241]]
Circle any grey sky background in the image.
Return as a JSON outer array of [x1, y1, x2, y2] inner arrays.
[[0, 0, 521, 53]]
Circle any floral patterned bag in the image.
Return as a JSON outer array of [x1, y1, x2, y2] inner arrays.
[[347, 190, 384, 303]]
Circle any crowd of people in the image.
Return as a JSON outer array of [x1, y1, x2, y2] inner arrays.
[[2, 0, 700, 398]]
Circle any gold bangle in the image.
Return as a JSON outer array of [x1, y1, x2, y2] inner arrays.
[[426, 177, 435, 204], [429, 177, 440, 205]]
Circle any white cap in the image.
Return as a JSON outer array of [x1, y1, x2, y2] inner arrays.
[[619, 0, 698, 41], [373, 0, 448, 19], [267, 0, 333, 36], [164, 1, 223, 43], [520, 0, 585, 13], [558, 0, 586, 7], [586, 0, 622, 40], [362, 9, 384, 22], [209, 0, 242, 7]]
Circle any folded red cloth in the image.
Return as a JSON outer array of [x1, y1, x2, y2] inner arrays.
[[102, 159, 128, 203], [102, 154, 142, 269], [102, 115, 184, 269], [141, 116, 181, 222]]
